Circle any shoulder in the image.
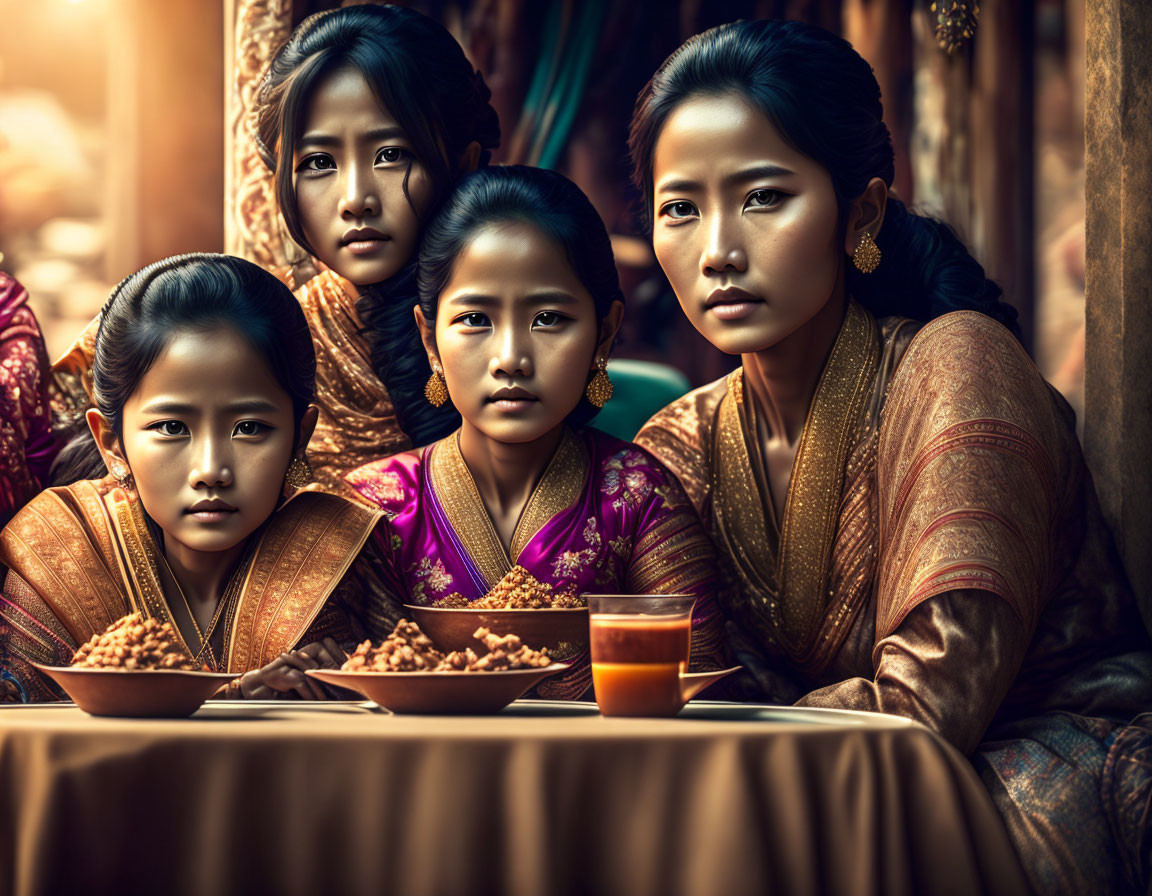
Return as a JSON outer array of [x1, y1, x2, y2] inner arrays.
[[343, 448, 423, 513], [633, 373, 731, 515], [0, 480, 107, 559], [584, 429, 698, 514], [881, 311, 1074, 480], [295, 270, 356, 316], [282, 487, 384, 527]]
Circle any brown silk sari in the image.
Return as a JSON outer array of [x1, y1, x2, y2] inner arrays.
[[0, 479, 382, 702], [637, 302, 1152, 895]]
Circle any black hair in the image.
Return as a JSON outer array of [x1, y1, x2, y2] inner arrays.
[[254, 4, 501, 446], [628, 19, 1020, 336], [417, 165, 624, 427], [50, 253, 315, 485]]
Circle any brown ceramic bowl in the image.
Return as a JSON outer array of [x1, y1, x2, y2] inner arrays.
[[306, 664, 569, 714], [405, 606, 589, 663], [33, 664, 237, 718]]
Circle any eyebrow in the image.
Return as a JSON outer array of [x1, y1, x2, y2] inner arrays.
[[138, 399, 282, 416], [444, 292, 581, 309], [297, 126, 408, 150], [656, 164, 797, 195]]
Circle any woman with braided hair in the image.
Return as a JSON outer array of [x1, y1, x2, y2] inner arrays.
[[630, 19, 1152, 894]]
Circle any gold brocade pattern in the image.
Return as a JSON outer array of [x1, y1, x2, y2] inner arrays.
[[50, 317, 100, 435], [226, 0, 293, 275], [226, 491, 381, 670], [0, 481, 381, 679], [427, 429, 588, 588], [297, 271, 411, 493], [714, 301, 880, 665], [875, 312, 1064, 639]]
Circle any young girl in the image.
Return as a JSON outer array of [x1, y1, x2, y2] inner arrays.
[[629, 20, 1151, 894], [52, 5, 501, 492], [345, 166, 724, 699], [0, 254, 389, 702]]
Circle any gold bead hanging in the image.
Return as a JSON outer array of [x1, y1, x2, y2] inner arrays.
[[930, 1, 980, 55]]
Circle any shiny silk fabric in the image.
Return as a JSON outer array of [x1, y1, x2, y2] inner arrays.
[[346, 427, 726, 699], [294, 270, 410, 492], [0, 479, 384, 703], [636, 303, 1152, 895], [0, 274, 59, 527], [50, 269, 411, 494]]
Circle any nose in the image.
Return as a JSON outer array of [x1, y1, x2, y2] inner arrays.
[[338, 160, 380, 220], [701, 213, 748, 276], [489, 325, 533, 379], [188, 438, 234, 490]]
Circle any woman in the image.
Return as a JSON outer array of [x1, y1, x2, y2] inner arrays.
[[52, 5, 501, 492], [345, 166, 724, 699], [1, 254, 390, 702], [629, 20, 1151, 895], [0, 272, 59, 527]]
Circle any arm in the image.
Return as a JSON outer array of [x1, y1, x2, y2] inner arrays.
[[797, 589, 1029, 753]]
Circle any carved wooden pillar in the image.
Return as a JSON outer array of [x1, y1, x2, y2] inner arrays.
[[1085, 0, 1152, 631]]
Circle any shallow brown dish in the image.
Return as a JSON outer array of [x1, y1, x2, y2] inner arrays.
[[406, 605, 588, 662], [306, 663, 569, 714], [33, 664, 236, 718]]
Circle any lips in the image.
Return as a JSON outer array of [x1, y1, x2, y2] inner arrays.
[[341, 227, 390, 256], [186, 499, 238, 518], [487, 387, 538, 403], [705, 286, 763, 309], [704, 286, 764, 322]]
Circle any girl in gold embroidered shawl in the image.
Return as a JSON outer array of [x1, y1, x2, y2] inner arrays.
[[1, 255, 387, 703], [629, 20, 1152, 896]]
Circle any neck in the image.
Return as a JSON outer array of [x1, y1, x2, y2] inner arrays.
[[741, 282, 848, 445], [457, 424, 564, 529], [161, 537, 246, 609]]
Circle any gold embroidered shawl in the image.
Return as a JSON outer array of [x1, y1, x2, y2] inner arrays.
[[0, 479, 381, 676], [638, 306, 1144, 704], [638, 302, 920, 676], [295, 271, 410, 492]]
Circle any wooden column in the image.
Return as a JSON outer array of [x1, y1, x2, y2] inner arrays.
[[105, 0, 224, 280], [1085, 0, 1152, 631]]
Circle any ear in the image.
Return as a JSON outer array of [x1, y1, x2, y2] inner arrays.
[[86, 408, 127, 477], [592, 300, 625, 367], [843, 176, 889, 257], [457, 140, 483, 176], [413, 305, 441, 371], [295, 404, 320, 455]]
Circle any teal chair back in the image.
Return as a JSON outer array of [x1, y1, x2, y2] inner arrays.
[[590, 359, 692, 442]]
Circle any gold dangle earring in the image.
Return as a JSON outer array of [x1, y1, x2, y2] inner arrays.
[[283, 454, 312, 493], [585, 358, 613, 408], [853, 232, 882, 274], [425, 367, 449, 407]]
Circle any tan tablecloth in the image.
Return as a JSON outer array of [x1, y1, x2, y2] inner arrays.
[[0, 702, 1028, 896]]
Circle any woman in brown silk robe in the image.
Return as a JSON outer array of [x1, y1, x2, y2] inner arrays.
[[629, 20, 1152, 895], [2, 255, 390, 703]]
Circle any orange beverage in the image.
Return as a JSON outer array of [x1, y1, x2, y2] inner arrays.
[[589, 608, 692, 717]]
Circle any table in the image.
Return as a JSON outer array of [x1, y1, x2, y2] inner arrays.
[[0, 701, 1028, 896]]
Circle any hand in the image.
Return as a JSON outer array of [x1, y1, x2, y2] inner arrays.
[[238, 638, 348, 700]]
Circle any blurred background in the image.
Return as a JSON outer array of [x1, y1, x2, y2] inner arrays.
[[0, 0, 1086, 418]]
